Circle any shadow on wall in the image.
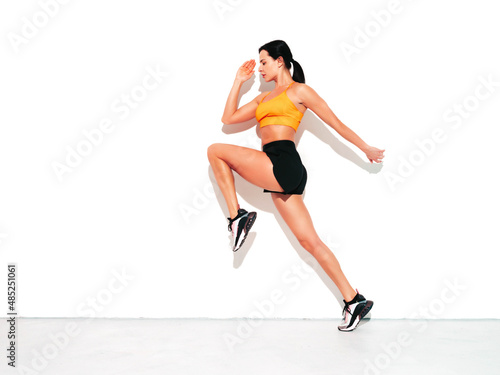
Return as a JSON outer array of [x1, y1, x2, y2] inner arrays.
[[207, 77, 383, 308]]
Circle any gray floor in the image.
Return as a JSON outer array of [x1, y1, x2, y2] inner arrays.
[[1, 318, 499, 374]]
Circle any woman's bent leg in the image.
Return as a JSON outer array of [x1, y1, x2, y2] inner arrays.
[[207, 143, 284, 219], [271, 193, 357, 302]]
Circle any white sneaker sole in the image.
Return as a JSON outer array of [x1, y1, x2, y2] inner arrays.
[[338, 300, 373, 332]]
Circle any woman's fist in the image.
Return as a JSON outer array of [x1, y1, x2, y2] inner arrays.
[[365, 146, 385, 163]]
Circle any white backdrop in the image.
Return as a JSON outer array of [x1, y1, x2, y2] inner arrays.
[[0, 0, 499, 319]]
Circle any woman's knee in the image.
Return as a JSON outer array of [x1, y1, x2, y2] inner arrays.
[[207, 143, 223, 160], [298, 235, 324, 256]]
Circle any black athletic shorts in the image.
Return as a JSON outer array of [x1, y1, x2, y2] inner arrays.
[[262, 140, 307, 195]]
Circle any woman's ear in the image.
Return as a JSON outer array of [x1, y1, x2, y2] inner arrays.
[[277, 56, 284, 68]]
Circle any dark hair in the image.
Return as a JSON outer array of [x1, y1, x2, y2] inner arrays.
[[258, 40, 305, 84]]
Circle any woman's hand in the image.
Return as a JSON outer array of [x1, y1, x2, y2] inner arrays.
[[364, 146, 385, 163], [235, 59, 256, 82]]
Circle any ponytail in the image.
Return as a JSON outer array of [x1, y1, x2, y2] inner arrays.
[[290, 59, 305, 84]]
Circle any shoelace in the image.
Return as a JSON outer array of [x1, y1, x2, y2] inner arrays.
[[342, 303, 352, 317], [227, 216, 237, 232], [228, 211, 245, 232]]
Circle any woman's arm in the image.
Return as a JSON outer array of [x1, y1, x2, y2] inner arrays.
[[300, 84, 385, 163], [221, 59, 261, 125]]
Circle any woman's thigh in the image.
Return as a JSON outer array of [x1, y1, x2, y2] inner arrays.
[[271, 193, 322, 249], [208, 143, 284, 192]]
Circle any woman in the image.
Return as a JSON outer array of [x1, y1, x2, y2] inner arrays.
[[207, 40, 384, 331]]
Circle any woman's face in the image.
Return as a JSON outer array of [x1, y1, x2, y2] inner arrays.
[[258, 50, 280, 82]]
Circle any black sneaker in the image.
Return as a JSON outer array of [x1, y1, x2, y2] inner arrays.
[[227, 208, 257, 252], [337, 289, 373, 332]]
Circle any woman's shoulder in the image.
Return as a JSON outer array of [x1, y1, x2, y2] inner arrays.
[[293, 81, 312, 91], [291, 82, 316, 98], [296, 82, 324, 97]]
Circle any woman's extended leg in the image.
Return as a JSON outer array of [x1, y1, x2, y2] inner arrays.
[[271, 193, 357, 302], [207, 143, 284, 219]]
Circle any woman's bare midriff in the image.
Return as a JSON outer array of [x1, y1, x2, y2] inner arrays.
[[260, 125, 296, 147]]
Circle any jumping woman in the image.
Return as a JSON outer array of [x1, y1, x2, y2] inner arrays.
[[207, 40, 385, 331]]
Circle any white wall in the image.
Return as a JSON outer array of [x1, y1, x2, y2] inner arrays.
[[0, 0, 499, 319]]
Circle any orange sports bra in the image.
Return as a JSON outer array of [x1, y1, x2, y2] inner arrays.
[[255, 82, 304, 131]]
